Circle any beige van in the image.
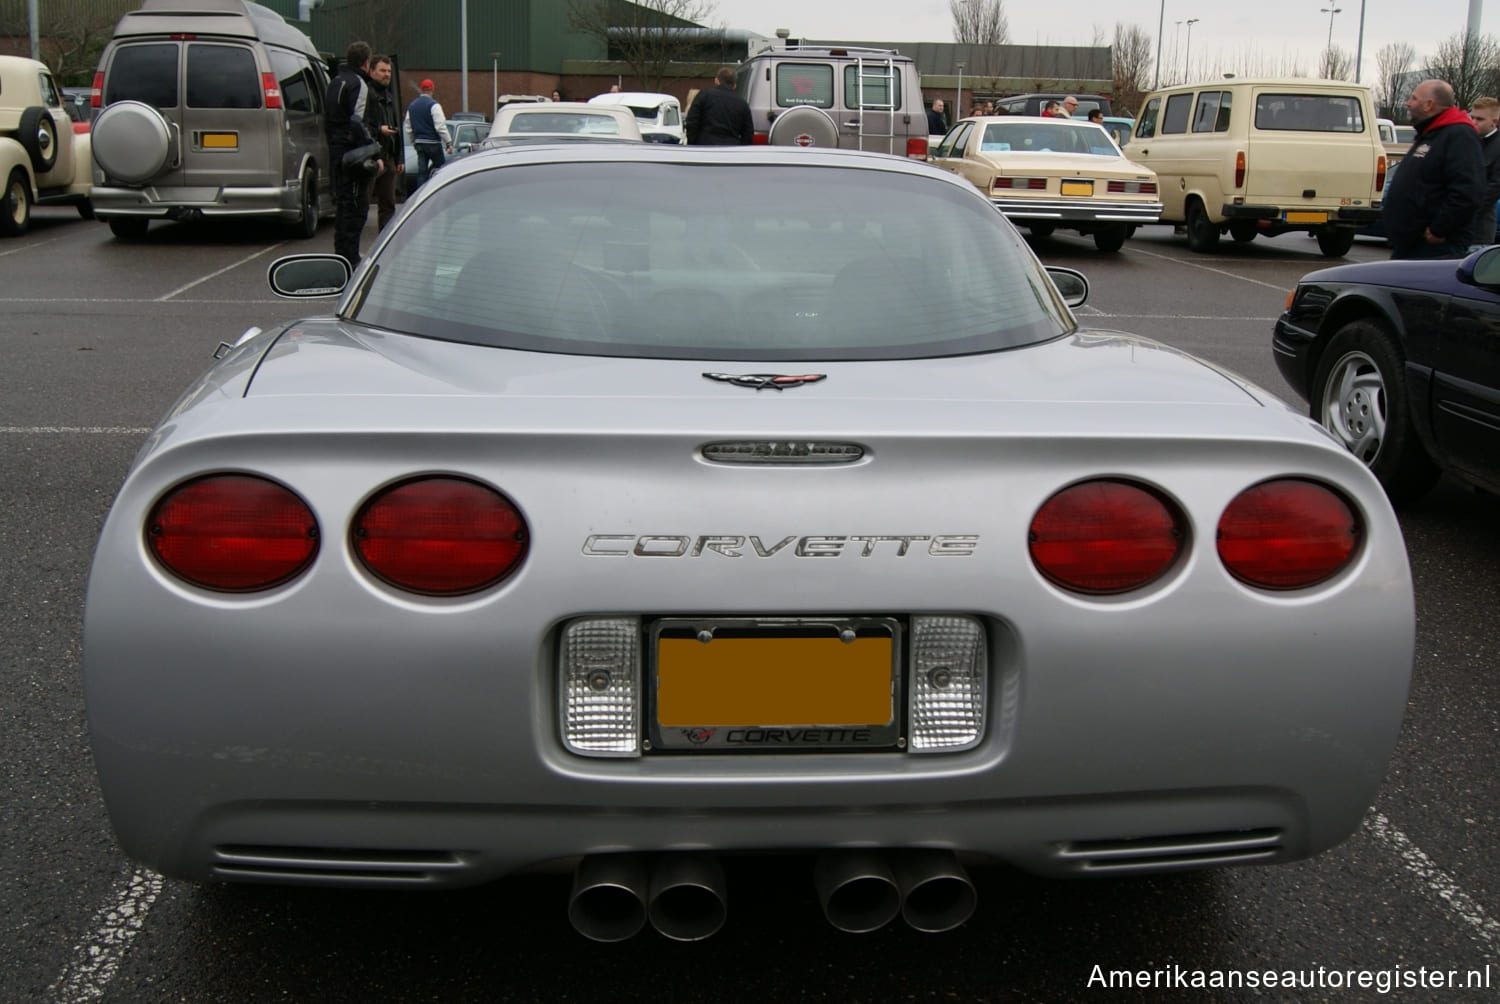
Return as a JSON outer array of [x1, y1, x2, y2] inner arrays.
[[1130, 78, 1385, 256], [89, 0, 331, 240], [735, 36, 931, 159]]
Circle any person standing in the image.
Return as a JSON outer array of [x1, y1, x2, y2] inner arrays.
[[1382, 79, 1485, 260], [1469, 95, 1500, 249], [324, 41, 382, 267], [403, 78, 452, 190], [364, 54, 403, 231], [926, 97, 948, 135], [1060, 95, 1080, 118], [684, 66, 753, 145]]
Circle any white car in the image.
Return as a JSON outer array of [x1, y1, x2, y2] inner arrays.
[[587, 91, 685, 144], [485, 102, 644, 145]]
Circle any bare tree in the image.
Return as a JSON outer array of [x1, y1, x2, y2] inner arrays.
[[1375, 42, 1417, 119], [568, 0, 720, 94], [950, 0, 1009, 46], [1423, 31, 1500, 109], [335, 0, 420, 58], [1111, 23, 1152, 115], [1319, 46, 1354, 81], [0, 0, 135, 83]]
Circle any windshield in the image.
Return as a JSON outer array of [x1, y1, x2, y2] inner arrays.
[[979, 122, 1119, 156], [505, 112, 622, 134], [352, 161, 1071, 360]]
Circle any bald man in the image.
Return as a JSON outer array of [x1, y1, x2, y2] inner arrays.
[[1382, 78, 1485, 259]]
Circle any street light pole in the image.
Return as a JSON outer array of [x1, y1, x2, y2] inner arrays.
[[956, 62, 965, 118], [489, 51, 500, 119], [1184, 19, 1199, 82], [460, 0, 469, 112], [1154, 0, 1166, 89], [1320, 6, 1342, 53]]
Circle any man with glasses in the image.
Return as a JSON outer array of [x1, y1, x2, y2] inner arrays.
[[1061, 96, 1080, 118]]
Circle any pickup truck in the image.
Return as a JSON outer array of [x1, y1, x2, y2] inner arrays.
[[0, 55, 92, 236]]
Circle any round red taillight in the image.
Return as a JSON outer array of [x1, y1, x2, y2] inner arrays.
[[1217, 479, 1359, 589], [352, 477, 528, 595], [1029, 480, 1184, 594], [147, 474, 319, 591]]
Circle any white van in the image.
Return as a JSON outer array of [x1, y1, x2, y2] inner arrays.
[[1130, 78, 1386, 256], [587, 92, 683, 144]]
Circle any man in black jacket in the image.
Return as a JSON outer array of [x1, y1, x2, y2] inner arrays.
[[1382, 78, 1484, 259], [364, 54, 403, 232], [685, 66, 753, 145], [1468, 96, 1500, 248], [324, 41, 382, 266]]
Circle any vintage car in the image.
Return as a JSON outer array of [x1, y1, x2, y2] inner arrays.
[[485, 101, 643, 142], [0, 55, 92, 235], [928, 116, 1161, 251], [1274, 247, 1500, 502], [85, 145, 1411, 943]]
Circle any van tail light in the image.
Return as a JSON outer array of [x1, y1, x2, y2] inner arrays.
[[1376, 154, 1387, 192], [1217, 479, 1359, 589], [1030, 480, 1184, 594], [752, 132, 769, 145], [906, 136, 929, 159], [353, 477, 528, 595], [91, 71, 104, 108], [147, 475, 319, 592], [262, 72, 282, 109], [1235, 151, 1246, 188]]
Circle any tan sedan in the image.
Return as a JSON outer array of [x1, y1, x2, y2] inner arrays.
[[930, 116, 1161, 252]]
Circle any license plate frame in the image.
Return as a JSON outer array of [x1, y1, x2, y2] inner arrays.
[[1284, 210, 1328, 223], [647, 617, 902, 752], [1060, 180, 1094, 197], [199, 132, 239, 150]]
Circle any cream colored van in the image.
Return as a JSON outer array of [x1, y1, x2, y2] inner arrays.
[[1130, 78, 1386, 256]]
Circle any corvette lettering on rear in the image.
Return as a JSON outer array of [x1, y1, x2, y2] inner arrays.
[[582, 534, 979, 557]]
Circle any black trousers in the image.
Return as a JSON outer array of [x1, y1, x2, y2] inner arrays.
[[331, 159, 371, 265]]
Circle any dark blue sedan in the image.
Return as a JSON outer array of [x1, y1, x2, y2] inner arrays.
[[1273, 247, 1500, 502]]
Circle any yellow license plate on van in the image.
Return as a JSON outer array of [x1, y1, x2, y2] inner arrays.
[[1061, 180, 1094, 196], [201, 132, 238, 150], [1284, 211, 1327, 223]]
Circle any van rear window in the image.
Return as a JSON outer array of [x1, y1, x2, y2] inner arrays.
[[186, 44, 261, 109], [776, 64, 833, 108], [1254, 94, 1365, 132], [842, 65, 902, 109], [105, 44, 178, 108]]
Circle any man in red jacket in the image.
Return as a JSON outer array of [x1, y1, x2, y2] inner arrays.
[[1382, 78, 1485, 259]]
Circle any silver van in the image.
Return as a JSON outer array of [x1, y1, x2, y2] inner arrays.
[[89, 0, 331, 239], [735, 37, 931, 159]]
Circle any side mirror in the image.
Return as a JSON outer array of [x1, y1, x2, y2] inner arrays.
[[1458, 245, 1500, 288], [1045, 266, 1089, 308], [267, 253, 350, 298]]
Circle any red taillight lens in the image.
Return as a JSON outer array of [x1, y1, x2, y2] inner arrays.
[[353, 477, 528, 595], [147, 475, 318, 591], [1030, 480, 1184, 594], [1376, 154, 1387, 192], [262, 72, 282, 109], [1140, 181, 1157, 194], [1234, 150, 1246, 188], [752, 132, 769, 145], [90, 71, 103, 108], [1107, 180, 1125, 193], [906, 136, 929, 159], [1028, 177, 1047, 190], [1217, 479, 1359, 589]]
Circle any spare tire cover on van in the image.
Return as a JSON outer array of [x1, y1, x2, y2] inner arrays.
[[92, 101, 173, 183], [769, 106, 840, 148]]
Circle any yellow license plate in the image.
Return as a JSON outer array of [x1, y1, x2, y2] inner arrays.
[[657, 635, 892, 727], [201, 132, 238, 150], [1285, 211, 1328, 223], [1061, 180, 1093, 196]]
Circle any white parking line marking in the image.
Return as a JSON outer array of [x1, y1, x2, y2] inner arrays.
[[156, 243, 287, 301], [1127, 246, 1291, 291], [0, 427, 152, 434], [1365, 811, 1500, 953], [46, 867, 162, 1003], [0, 236, 62, 258]]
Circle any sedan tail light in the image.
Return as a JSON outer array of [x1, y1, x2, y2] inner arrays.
[[147, 475, 318, 591], [353, 477, 528, 595], [1030, 480, 1184, 594], [1217, 479, 1359, 589]]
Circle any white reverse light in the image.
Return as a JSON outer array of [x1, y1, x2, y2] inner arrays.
[[908, 615, 986, 752], [561, 617, 641, 756]]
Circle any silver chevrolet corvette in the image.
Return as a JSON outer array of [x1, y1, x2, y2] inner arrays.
[[84, 145, 1413, 941]]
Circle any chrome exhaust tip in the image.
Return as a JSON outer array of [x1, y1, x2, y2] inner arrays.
[[567, 854, 648, 942], [894, 849, 977, 933], [814, 850, 901, 933], [647, 854, 727, 941]]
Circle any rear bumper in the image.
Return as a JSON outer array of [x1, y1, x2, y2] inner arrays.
[[990, 198, 1162, 223], [90, 181, 301, 219], [1221, 203, 1382, 225]]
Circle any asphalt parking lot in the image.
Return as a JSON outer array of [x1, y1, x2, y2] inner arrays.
[[2, 208, 1497, 1002]]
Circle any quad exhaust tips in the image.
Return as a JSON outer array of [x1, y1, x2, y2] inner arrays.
[[817, 849, 977, 934], [568, 853, 728, 942]]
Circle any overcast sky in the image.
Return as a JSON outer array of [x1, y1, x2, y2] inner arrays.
[[707, 0, 1493, 87]]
